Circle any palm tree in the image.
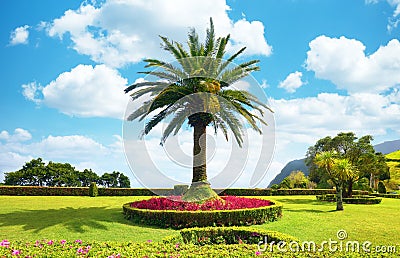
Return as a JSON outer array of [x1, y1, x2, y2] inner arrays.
[[125, 18, 272, 202], [315, 151, 356, 210]]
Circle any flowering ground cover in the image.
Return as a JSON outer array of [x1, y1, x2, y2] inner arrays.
[[1, 238, 397, 257], [129, 196, 272, 211]]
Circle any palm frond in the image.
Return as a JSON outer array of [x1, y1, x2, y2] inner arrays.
[[125, 81, 167, 94], [204, 17, 215, 56]]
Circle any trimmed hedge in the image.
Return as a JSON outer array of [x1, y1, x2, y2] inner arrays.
[[0, 186, 369, 197], [370, 193, 400, 199], [0, 186, 89, 196], [316, 194, 382, 204], [177, 226, 299, 245], [0, 186, 172, 196], [123, 200, 283, 229]]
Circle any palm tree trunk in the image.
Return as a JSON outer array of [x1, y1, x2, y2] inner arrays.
[[192, 123, 207, 182], [336, 184, 344, 211]]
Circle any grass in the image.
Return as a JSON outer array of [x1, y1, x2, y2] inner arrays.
[[0, 196, 175, 242], [0, 195, 399, 247], [252, 195, 399, 246]]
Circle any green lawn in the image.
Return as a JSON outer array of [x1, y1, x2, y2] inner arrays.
[[0, 195, 398, 247], [254, 196, 399, 246]]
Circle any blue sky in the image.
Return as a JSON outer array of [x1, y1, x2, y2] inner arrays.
[[1, 0, 400, 187]]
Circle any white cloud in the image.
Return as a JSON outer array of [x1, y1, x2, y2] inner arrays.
[[0, 129, 131, 183], [270, 92, 400, 148], [45, 0, 272, 68], [365, 0, 400, 31], [0, 128, 32, 143], [306, 36, 400, 94], [278, 71, 304, 93], [9, 25, 30, 45], [22, 64, 129, 119]]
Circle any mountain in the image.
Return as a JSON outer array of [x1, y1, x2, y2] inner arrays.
[[374, 140, 400, 154], [268, 158, 309, 187], [268, 139, 400, 187]]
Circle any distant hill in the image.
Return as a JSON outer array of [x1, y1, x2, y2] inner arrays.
[[268, 159, 309, 187], [268, 139, 400, 187], [374, 140, 400, 154]]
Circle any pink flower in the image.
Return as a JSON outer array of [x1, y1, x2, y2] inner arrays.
[[77, 247, 83, 254], [11, 249, 21, 256], [175, 243, 179, 248], [47, 240, 54, 245], [0, 240, 10, 248], [60, 240, 66, 245], [147, 239, 152, 243], [75, 239, 82, 244], [255, 251, 261, 256]]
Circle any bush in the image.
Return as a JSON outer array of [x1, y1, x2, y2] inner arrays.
[[378, 181, 387, 194], [0, 186, 88, 196], [370, 193, 400, 199], [0, 186, 173, 196], [178, 226, 299, 245], [173, 185, 189, 196], [0, 186, 369, 197], [316, 194, 382, 204], [123, 200, 283, 229], [89, 182, 98, 197]]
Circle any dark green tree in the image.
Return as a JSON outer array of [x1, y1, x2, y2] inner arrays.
[[4, 158, 46, 186], [125, 18, 271, 202], [78, 169, 100, 187], [306, 132, 388, 197]]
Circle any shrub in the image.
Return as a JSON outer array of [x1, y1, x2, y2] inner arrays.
[[89, 182, 98, 197], [178, 226, 299, 245], [378, 181, 387, 194], [316, 195, 382, 204], [173, 185, 189, 196], [0, 186, 369, 196], [123, 200, 283, 229]]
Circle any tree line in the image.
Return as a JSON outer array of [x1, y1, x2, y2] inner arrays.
[[272, 132, 391, 211], [3, 158, 130, 188]]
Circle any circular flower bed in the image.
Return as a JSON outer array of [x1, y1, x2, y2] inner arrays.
[[123, 196, 282, 229], [130, 196, 273, 211]]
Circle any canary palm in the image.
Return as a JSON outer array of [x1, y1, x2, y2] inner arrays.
[[315, 151, 356, 210], [125, 18, 271, 201]]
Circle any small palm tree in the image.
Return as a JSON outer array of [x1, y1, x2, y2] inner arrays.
[[315, 151, 356, 210], [125, 18, 271, 202]]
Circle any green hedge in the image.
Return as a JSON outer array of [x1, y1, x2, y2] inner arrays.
[[0, 186, 172, 196], [370, 193, 400, 199], [316, 194, 382, 204], [0, 186, 369, 197], [217, 188, 272, 196], [123, 201, 283, 229], [177, 226, 299, 245], [0, 186, 89, 196]]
